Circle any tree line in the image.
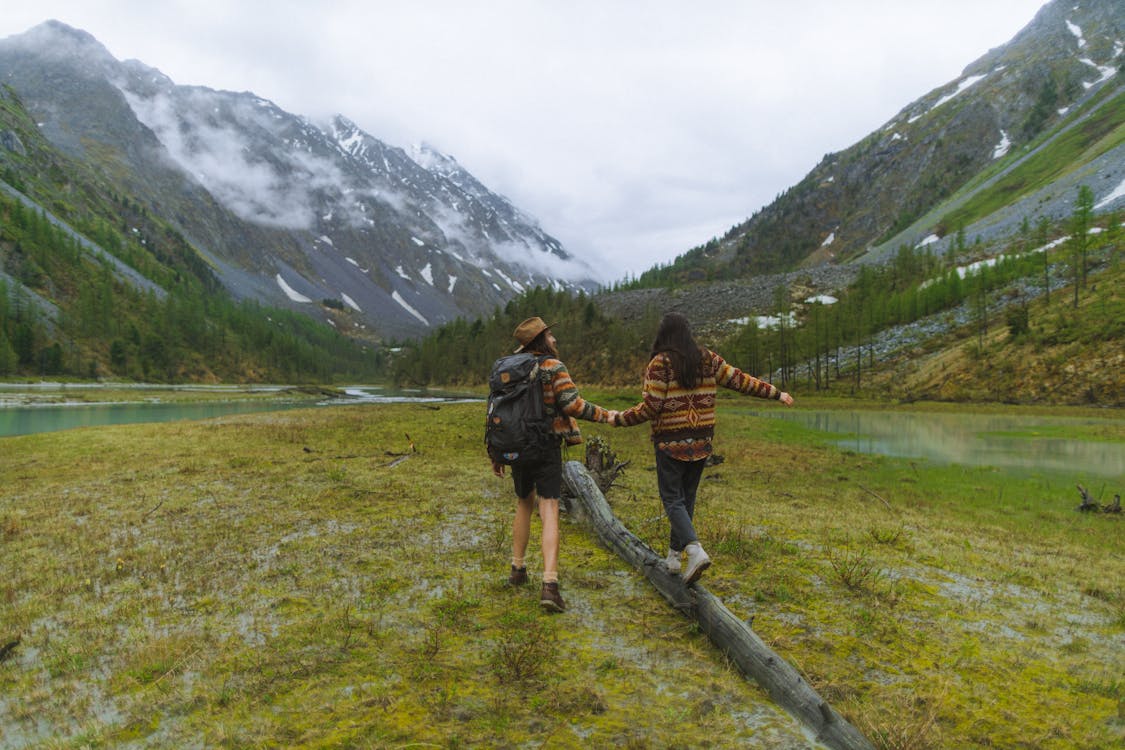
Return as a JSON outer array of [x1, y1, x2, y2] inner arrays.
[[0, 191, 382, 382], [394, 188, 1120, 392], [718, 191, 1120, 392]]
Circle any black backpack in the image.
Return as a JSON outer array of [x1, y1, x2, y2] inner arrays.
[[485, 352, 556, 465]]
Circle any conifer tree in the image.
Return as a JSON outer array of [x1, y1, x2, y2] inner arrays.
[[1069, 185, 1094, 307], [1035, 215, 1052, 306]]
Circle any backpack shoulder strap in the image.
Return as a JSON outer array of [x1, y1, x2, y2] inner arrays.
[[534, 354, 556, 416]]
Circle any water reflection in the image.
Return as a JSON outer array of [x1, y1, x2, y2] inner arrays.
[[742, 409, 1124, 480], [0, 400, 303, 438], [0, 384, 476, 438]]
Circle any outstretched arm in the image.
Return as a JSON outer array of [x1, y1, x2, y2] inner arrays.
[[713, 350, 790, 403], [551, 361, 613, 423], [616, 355, 669, 427]]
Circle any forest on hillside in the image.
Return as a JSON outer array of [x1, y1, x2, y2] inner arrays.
[[0, 190, 382, 382], [392, 193, 1122, 402]]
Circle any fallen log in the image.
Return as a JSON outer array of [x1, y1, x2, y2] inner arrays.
[[1077, 484, 1100, 512], [563, 460, 874, 750]]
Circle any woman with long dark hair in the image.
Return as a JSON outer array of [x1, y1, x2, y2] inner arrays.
[[614, 312, 793, 583]]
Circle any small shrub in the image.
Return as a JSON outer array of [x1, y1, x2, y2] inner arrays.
[[1005, 305, 1030, 337], [824, 541, 885, 591], [490, 611, 556, 684]]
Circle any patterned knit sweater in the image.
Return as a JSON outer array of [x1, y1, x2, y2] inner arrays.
[[539, 356, 612, 445], [616, 349, 781, 461]]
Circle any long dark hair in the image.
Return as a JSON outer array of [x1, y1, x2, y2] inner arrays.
[[651, 312, 702, 389], [525, 329, 556, 357]]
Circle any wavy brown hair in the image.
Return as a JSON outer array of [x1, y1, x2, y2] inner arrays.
[[650, 312, 702, 389]]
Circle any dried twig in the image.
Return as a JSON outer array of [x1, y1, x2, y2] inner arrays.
[[858, 484, 892, 511], [0, 635, 21, 662]]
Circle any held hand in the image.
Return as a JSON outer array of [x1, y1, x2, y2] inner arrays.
[[778, 391, 794, 406], [491, 460, 506, 478], [606, 409, 619, 425]]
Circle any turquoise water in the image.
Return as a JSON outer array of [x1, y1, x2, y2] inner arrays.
[[0, 385, 474, 438]]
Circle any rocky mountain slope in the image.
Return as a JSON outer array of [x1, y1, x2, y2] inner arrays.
[[645, 0, 1123, 286], [0, 21, 596, 341]]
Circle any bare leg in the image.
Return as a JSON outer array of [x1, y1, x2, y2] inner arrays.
[[538, 497, 560, 582], [512, 493, 535, 568]]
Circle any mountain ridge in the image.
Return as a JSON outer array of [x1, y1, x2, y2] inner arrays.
[[634, 0, 1122, 290], [0, 19, 596, 341]]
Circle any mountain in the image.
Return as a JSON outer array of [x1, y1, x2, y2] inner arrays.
[[637, 0, 1123, 286], [0, 21, 596, 342], [390, 0, 1122, 405]]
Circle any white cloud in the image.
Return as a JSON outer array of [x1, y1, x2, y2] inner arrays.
[[2, 0, 1052, 280], [119, 86, 346, 229]]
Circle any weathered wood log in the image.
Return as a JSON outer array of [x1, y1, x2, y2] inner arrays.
[[1104, 494, 1121, 514], [563, 460, 875, 750], [1077, 484, 1100, 512], [582, 436, 630, 494]]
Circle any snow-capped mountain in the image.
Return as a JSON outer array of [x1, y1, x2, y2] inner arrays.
[[0, 21, 597, 339]]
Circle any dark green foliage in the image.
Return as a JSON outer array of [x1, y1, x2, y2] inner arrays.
[[1006, 304, 1030, 337], [391, 286, 654, 387], [0, 185, 381, 382], [0, 86, 382, 383], [1020, 79, 1059, 141]]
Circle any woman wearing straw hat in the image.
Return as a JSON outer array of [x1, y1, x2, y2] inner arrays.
[[491, 316, 617, 612]]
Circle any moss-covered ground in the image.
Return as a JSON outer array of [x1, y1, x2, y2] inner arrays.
[[1, 398, 1121, 748]]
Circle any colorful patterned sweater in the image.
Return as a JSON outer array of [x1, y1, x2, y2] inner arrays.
[[539, 356, 611, 445], [616, 349, 781, 461]]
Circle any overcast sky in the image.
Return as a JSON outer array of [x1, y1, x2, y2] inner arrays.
[[1, 1, 1050, 282]]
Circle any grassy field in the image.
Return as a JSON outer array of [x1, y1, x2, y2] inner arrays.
[[1, 397, 1121, 748]]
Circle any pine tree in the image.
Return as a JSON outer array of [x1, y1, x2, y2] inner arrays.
[[1070, 185, 1094, 307]]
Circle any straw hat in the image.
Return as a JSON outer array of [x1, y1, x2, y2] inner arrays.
[[513, 316, 554, 352]]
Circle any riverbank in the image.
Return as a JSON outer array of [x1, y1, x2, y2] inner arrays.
[[0, 382, 343, 406], [1, 401, 1121, 747]]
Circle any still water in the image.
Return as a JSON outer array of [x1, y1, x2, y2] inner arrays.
[[741, 408, 1124, 481], [0, 384, 472, 438], [4, 385, 1120, 482]]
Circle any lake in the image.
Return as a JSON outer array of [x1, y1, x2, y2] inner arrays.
[[740, 408, 1124, 481], [3, 386, 1120, 484], [0, 384, 473, 438]]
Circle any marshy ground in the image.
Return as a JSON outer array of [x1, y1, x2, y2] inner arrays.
[[0, 396, 1121, 748]]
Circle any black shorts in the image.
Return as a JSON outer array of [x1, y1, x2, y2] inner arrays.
[[511, 445, 562, 500]]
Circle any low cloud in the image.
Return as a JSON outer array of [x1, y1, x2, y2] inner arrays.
[[120, 85, 344, 230], [490, 240, 596, 285]]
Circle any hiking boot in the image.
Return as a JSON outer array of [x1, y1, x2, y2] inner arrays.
[[540, 581, 566, 612], [683, 542, 711, 585], [665, 548, 682, 575], [509, 565, 528, 586]]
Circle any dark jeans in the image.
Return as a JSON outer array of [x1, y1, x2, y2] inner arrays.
[[655, 449, 706, 552]]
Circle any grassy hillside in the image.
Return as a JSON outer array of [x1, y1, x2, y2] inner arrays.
[[858, 256, 1123, 404], [400, 216, 1122, 409], [936, 87, 1125, 236], [0, 85, 383, 383]]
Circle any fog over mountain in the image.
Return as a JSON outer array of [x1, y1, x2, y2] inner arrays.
[[0, 20, 597, 340]]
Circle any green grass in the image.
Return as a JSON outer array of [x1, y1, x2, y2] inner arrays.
[[1, 400, 1122, 748], [939, 89, 1125, 232]]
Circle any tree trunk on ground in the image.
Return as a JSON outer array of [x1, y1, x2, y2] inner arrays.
[[562, 461, 875, 750]]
